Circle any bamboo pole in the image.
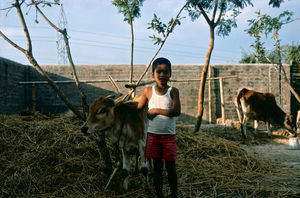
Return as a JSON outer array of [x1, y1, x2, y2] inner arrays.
[[219, 78, 225, 124], [108, 75, 122, 95], [208, 66, 212, 123], [18, 76, 238, 85]]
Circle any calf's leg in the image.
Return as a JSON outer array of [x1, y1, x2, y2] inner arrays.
[[266, 121, 272, 137], [241, 116, 248, 139], [253, 120, 259, 135], [138, 139, 148, 176], [96, 135, 112, 175], [121, 149, 130, 192]]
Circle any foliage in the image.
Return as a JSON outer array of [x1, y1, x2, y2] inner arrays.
[[239, 44, 300, 64], [268, 0, 285, 8], [285, 43, 300, 63], [186, 0, 253, 37], [147, 14, 184, 45], [245, 10, 294, 63], [239, 51, 257, 63], [112, 0, 144, 23]]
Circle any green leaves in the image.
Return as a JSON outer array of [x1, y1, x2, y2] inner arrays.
[[112, 0, 144, 23], [245, 10, 295, 63], [268, 0, 284, 8], [217, 18, 237, 37], [147, 14, 183, 45]]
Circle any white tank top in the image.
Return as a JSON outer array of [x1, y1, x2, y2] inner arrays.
[[147, 86, 176, 135]]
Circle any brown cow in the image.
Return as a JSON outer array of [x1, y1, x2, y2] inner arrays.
[[235, 88, 297, 138], [81, 95, 148, 191]]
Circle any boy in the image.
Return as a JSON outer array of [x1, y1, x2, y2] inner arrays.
[[136, 57, 181, 198]]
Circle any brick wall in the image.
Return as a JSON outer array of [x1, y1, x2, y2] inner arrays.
[[0, 57, 32, 113], [0, 57, 292, 124]]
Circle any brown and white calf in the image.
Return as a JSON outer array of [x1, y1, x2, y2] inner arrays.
[[81, 95, 148, 191], [235, 88, 297, 138]]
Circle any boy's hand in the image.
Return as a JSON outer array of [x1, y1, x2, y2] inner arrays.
[[147, 109, 157, 120]]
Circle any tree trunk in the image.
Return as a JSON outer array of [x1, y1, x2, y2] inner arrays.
[[129, 18, 135, 97], [25, 51, 86, 120], [194, 26, 215, 132]]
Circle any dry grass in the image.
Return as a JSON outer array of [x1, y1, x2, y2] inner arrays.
[[0, 113, 299, 197]]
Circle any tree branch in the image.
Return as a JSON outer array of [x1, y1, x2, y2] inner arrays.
[[264, 55, 300, 103], [215, 0, 226, 27], [211, 0, 218, 23], [15, 0, 32, 53], [32, 0, 61, 32], [197, 3, 211, 26], [134, 3, 187, 89], [0, 31, 26, 53]]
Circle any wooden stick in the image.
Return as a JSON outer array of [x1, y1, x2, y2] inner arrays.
[[208, 66, 212, 123], [108, 75, 122, 95], [219, 78, 225, 124], [104, 166, 119, 192], [18, 76, 237, 86]]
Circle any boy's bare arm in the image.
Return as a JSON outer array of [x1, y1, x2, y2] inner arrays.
[[136, 87, 150, 110], [148, 87, 181, 118]]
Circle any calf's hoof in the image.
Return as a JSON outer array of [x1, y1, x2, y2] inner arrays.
[[140, 167, 148, 176], [119, 168, 129, 178], [100, 167, 112, 176]]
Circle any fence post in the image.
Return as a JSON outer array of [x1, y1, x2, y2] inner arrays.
[[219, 78, 225, 124], [32, 84, 36, 112], [208, 66, 212, 123]]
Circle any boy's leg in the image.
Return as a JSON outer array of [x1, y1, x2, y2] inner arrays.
[[166, 161, 178, 198], [153, 158, 164, 198]]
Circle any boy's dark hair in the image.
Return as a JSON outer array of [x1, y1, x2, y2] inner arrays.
[[152, 57, 172, 74]]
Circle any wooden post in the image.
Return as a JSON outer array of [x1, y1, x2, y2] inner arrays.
[[208, 66, 212, 123], [219, 78, 225, 124], [268, 65, 271, 93], [297, 110, 300, 133], [32, 84, 36, 112]]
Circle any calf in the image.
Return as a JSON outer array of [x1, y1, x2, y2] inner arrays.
[[235, 88, 297, 138], [81, 95, 148, 191]]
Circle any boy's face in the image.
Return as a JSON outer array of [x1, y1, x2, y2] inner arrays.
[[152, 64, 171, 86]]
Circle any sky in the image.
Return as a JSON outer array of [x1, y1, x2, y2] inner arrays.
[[0, 0, 299, 65]]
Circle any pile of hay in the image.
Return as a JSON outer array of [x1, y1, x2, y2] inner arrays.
[[0, 113, 298, 197]]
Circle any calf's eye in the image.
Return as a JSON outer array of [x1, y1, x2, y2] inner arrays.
[[98, 108, 106, 114]]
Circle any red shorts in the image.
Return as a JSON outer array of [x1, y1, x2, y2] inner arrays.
[[145, 133, 177, 162]]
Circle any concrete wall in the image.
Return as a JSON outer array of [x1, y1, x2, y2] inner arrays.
[[0, 57, 292, 124]]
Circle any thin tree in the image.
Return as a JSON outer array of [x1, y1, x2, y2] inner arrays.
[[112, 0, 144, 90], [0, 0, 86, 120], [246, 10, 300, 103], [124, 3, 187, 97], [186, 0, 253, 132]]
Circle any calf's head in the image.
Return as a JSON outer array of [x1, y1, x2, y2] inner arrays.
[[81, 96, 116, 135]]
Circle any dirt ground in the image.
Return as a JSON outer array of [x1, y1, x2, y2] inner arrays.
[[201, 123, 300, 169], [200, 123, 300, 196], [242, 134, 300, 169]]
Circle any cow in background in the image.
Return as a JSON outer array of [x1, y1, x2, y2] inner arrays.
[[235, 88, 297, 138], [81, 95, 148, 192]]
